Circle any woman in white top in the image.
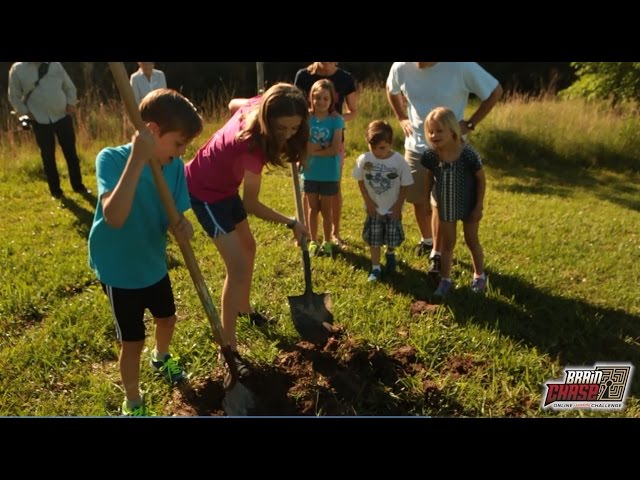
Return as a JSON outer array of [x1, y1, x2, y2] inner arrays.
[[130, 62, 167, 105]]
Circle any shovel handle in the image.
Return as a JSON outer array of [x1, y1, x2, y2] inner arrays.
[[108, 62, 239, 388], [290, 162, 313, 295]]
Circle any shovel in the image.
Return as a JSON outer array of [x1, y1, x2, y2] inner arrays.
[[287, 162, 334, 343], [108, 62, 255, 416]]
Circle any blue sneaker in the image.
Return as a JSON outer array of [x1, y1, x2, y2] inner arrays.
[[434, 279, 452, 298], [471, 276, 487, 294], [367, 268, 382, 282], [385, 252, 397, 273], [150, 353, 186, 384]]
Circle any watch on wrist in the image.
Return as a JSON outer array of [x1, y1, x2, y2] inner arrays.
[[286, 218, 297, 229]]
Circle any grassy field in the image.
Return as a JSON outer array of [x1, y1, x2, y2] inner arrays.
[[0, 87, 638, 416]]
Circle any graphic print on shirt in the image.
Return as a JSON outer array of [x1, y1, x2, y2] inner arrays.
[[363, 161, 400, 195], [310, 124, 331, 145]]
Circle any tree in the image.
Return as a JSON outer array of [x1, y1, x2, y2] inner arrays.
[[561, 62, 640, 105]]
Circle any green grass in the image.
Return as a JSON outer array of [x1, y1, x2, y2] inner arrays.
[[0, 87, 638, 416]]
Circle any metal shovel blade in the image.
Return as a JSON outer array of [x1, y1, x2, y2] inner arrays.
[[222, 381, 256, 416], [288, 291, 334, 343]]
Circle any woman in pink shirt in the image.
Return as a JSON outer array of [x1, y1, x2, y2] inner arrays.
[[185, 83, 309, 377]]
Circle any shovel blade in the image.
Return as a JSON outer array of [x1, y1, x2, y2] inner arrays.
[[288, 291, 334, 343], [222, 381, 256, 416]]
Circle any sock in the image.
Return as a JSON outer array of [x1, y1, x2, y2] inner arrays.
[[421, 237, 433, 246], [474, 272, 486, 280], [386, 249, 395, 255], [371, 265, 381, 271], [441, 277, 452, 283], [153, 349, 168, 361], [430, 250, 441, 259]]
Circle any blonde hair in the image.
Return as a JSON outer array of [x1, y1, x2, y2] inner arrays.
[[309, 79, 336, 114], [307, 62, 338, 75], [424, 107, 463, 147]]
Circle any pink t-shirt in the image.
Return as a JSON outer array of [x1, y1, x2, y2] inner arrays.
[[185, 97, 266, 203]]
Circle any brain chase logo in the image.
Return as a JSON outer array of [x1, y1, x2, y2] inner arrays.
[[542, 363, 634, 411]]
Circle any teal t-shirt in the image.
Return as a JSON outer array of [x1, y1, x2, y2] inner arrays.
[[301, 114, 344, 182], [88, 144, 190, 288]]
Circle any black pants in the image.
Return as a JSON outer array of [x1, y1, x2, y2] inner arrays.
[[32, 115, 84, 195]]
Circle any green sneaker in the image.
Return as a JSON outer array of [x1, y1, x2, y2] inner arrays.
[[321, 241, 334, 256], [150, 353, 186, 384], [121, 400, 154, 417]]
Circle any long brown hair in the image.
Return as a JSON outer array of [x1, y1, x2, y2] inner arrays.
[[238, 83, 309, 167]]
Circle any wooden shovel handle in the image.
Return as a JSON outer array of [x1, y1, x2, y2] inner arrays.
[[290, 162, 313, 294], [108, 62, 238, 386]]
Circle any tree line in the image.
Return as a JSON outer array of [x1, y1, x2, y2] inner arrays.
[[1, 62, 575, 108]]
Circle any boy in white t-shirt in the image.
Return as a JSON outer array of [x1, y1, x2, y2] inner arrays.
[[353, 120, 413, 282]]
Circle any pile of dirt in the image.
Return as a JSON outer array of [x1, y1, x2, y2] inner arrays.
[[165, 335, 431, 416]]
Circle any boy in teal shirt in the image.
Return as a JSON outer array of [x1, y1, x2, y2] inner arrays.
[[88, 89, 202, 416]]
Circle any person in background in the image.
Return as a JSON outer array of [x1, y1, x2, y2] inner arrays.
[[8, 62, 90, 198], [422, 107, 487, 298], [386, 62, 501, 274], [130, 62, 167, 106], [294, 62, 357, 246], [353, 120, 413, 282], [302, 79, 344, 257]]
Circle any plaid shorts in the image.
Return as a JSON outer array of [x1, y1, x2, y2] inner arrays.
[[362, 214, 405, 248]]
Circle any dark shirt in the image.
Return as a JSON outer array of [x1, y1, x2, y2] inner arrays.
[[293, 68, 356, 113]]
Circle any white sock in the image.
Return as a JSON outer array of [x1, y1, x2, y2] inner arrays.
[[421, 237, 433, 246], [153, 349, 168, 361], [371, 265, 381, 271], [441, 277, 452, 283], [429, 250, 441, 259], [474, 272, 486, 280], [125, 396, 143, 409]]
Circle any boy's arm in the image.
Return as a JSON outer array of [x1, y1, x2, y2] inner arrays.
[[390, 185, 408, 220], [357, 180, 377, 217], [468, 168, 486, 222], [101, 130, 154, 228]]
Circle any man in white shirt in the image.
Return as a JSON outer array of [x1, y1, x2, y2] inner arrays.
[[8, 62, 90, 199], [386, 62, 503, 273], [130, 62, 167, 106]]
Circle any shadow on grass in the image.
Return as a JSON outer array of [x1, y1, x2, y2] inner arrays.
[[336, 245, 438, 301], [478, 129, 640, 212], [61, 194, 96, 238], [446, 264, 640, 396]]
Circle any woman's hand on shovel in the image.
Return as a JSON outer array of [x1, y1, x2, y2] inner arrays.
[[290, 219, 309, 243]]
